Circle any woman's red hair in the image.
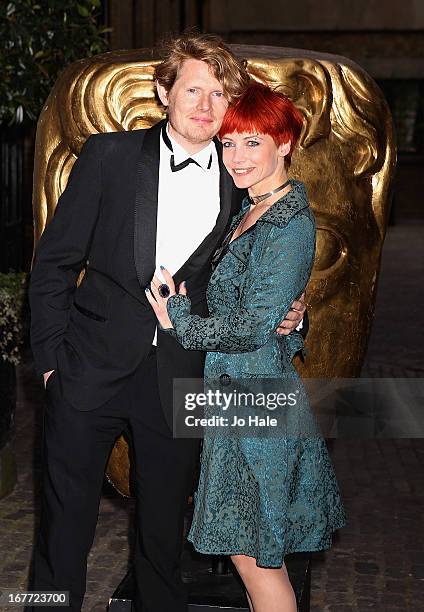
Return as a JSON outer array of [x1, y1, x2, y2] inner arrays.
[[219, 82, 304, 166]]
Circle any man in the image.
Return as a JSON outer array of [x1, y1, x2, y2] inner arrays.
[[28, 32, 305, 611]]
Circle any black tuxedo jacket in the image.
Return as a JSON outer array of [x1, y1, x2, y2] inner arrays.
[[29, 119, 244, 427]]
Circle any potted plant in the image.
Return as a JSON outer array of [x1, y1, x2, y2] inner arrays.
[[0, 0, 109, 125], [0, 271, 27, 498], [0, 1, 110, 272]]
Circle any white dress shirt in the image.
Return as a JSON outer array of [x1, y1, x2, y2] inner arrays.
[[152, 125, 220, 344]]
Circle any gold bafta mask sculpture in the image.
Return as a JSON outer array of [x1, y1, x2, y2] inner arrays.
[[32, 45, 395, 496]]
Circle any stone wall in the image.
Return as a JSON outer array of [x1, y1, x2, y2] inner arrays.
[[204, 0, 424, 79], [206, 0, 424, 32]]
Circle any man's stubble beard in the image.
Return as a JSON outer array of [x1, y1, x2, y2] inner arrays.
[[168, 112, 219, 147], [191, 128, 217, 145], [181, 122, 218, 146]]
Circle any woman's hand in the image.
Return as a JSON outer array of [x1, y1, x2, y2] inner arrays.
[[145, 266, 187, 329]]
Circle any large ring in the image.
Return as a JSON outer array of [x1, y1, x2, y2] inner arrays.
[[158, 283, 170, 298]]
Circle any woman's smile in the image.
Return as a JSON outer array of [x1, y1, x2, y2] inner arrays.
[[232, 167, 255, 174]]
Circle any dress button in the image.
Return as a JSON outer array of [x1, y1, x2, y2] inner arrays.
[[219, 373, 231, 386]]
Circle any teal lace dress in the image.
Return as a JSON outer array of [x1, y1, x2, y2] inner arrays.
[[166, 180, 347, 567]]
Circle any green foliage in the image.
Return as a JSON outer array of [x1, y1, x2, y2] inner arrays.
[[0, 0, 110, 125], [0, 272, 28, 365]]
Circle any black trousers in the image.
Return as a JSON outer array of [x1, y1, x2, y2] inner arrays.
[[28, 348, 200, 612]]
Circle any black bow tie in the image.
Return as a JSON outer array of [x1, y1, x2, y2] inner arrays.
[[162, 125, 212, 172]]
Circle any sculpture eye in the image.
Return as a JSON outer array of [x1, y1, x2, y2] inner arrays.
[[313, 227, 347, 273]]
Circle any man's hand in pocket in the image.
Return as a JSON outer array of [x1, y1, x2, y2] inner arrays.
[[43, 370, 55, 388]]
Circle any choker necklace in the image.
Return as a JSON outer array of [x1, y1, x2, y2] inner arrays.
[[248, 179, 291, 205]]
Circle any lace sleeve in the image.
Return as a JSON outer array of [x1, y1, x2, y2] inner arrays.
[[166, 215, 315, 353]]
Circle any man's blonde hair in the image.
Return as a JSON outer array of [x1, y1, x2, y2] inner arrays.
[[154, 30, 250, 103]]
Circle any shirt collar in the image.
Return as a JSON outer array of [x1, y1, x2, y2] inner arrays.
[[165, 122, 215, 170]]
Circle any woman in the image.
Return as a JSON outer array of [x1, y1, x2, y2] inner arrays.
[[146, 83, 346, 612]]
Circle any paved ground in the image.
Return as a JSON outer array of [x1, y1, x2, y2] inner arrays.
[[362, 220, 424, 376], [0, 221, 423, 611]]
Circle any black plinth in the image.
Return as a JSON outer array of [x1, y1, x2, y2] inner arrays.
[[109, 544, 310, 611]]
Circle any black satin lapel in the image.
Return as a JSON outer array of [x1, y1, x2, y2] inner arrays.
[[134, 120, 164, 288], [173, 141, 234, 286], [217, 141, 234, 234]]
